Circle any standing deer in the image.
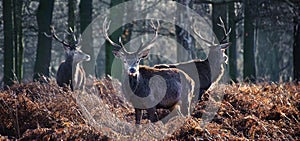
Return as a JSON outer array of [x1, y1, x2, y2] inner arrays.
[[103, 19, 194, 124], [45, 27, 90, 91], [154, 17, 231, 99]]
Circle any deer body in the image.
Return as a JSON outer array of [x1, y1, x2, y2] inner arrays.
[[154, 18, 231, 99], [154, 59, 211, 98], [103, 19, 194, 124], [123, 65, 193, 123], [127, 66, 182, 102], [154, 43, 230, 98], [56, 51, 90, 90]]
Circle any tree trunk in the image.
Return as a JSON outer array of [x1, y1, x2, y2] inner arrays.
[[294, 17, 300, 82], [13, 0, 24, 83], [67, 0, 76, 48], [68, 0, 76, 30], [228, 2, 237, 82], [79, 0, 94, 76], [33, 0, 54, 81], [176, 0, 195, 62], [79, 0, 92, 33], [105, 0, 124, 76], [243, 0, 256, 82], [123, 0, 133, 45], [3, 0, 14, 86]]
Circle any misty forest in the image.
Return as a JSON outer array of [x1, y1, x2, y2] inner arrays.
[[0, 0, 299, 140]]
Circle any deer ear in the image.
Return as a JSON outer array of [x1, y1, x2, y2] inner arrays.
[[219, 42, 231, 50], [112, 50, 124, 58], [139, 49, 150, 59]]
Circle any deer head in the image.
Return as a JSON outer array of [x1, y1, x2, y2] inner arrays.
[[194, 17, 231, 64], [193, 17, 231, 83], [103, 18, 160, 77], [45, 27, 90, 64]]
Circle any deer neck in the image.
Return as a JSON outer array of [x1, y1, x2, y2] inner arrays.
[[71, 59, 82, 78], [122, 68, 147, 96], [207, 50, 224, 83]]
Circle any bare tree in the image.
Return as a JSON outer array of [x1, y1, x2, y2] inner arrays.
[[33, 0, 55, 81], [293, 3, 300, 82], [176, 0, 195, 61], [3, 0, 14, 86], [228, 2, 237, 82], [243, 0, 256, 81], [13, 0, 24, 82], [80, 0, 94, 76]]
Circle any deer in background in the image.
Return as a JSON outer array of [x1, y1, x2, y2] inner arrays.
[[103, 18, 194, 124], [45, 27, 90, 91], [154, 17, 231, 99]]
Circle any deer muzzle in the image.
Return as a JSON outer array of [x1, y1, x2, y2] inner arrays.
[[128, 67, 137, 76]]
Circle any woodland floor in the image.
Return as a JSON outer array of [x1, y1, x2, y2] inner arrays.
[[0, 78, 299, 140]]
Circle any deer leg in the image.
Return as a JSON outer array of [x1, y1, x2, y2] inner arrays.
[[160, 104, 183, 123], [135, 108, 142, 124], [147, 107, 157, 122], [70, 80, 74, 91], [198, 88, 205, 100], [169, 103, 183, 117]]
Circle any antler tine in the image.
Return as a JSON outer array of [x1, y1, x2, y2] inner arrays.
[[217, 17, 231, 43], [149, 19, 160, 32], [65, 27, 81, 48], [44, 26, 72, 47], [103, 17, 126, 52], [137, 19, 160, 53], [118, 37, 125, 49], [193, 23, 215, 46], [76, 34, 82, 47], [67, 27, 77, 42]]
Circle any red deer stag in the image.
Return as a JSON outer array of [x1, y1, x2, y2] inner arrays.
[[154, 17, 231, 99], [103, 18, 194, 124], [45, 27, 90, 91]]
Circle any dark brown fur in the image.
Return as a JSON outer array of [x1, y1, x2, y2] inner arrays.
[[154, 59, 211, 99], [56, 49, 90, 91], [122, 65, 193, 124], [56, 59, 73, 89]]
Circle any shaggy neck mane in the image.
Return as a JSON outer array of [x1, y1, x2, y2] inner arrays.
[[207, 48, 226, 84]]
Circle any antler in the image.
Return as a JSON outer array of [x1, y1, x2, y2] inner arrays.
[[44, 26, 72, 47], [65, 27, 81, 48], [103, 18, 160, 54], [193, 17, 231, 46], [44, 26, 81, 49], [217, 17, 231, 43], [136, 19, 160, 53], [102, 17, 126, 53], [193, 24, 216, 46]]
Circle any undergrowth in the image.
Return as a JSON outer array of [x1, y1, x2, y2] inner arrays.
[[0, 79, 299, 140]]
